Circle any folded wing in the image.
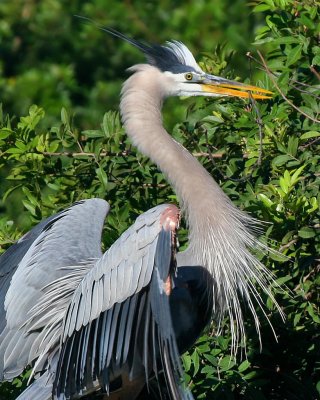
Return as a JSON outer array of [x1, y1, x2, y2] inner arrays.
[[52, 204, 191, 399]]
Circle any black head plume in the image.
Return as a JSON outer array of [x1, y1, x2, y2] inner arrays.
[[75, 15, 201, 74]]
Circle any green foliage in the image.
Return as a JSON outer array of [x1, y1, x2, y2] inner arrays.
[[0, 0, 319, 399], [0, 0, 266, 130]]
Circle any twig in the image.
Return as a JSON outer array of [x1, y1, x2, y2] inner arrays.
[[293, 263, 320, 293], [257, 51, 320, 124], [310, 65, 320, 81], [279, 238, 298, 252], [249, 93, 264, 166], [298, 136, 320, 150], [40, 150, 130, 158], [38, 150, 226, 159], [246, 52, 320, 101]]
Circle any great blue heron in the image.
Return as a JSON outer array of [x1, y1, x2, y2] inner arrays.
[[0, 25, 282, 400]]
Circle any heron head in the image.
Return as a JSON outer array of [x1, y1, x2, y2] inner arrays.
[[142, 40, 272, 100], [98, 27, 271, 100]]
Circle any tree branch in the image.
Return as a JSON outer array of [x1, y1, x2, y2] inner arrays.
[[39, 150, 226, 159]]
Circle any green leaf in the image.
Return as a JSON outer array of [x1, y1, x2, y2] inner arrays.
[[290, 165, 305, 185], [102, 111, 122, 138], [95, 166, 108, 189], [293, 313, 302, 327], [61, 107, 70, 127], [269, 251, 288, 262], [15, 141, 26, 151], [300, 131, 320, 140], [204, 354, 219, 366], [298, 227, 315, 238], [307, 197, 318, 214], [258, 193, 274, 208], [306, 304, 320, 324], [48, 140, 60, 153], [0, 128, 13, 139], [22, 200, 36, 216], [238, 360, 250, 372], [244, 371, 259, 380], [272, 37, 300, 45], [201, 365, 217, 377], [286, 45, 303, 67], [22, 187, 41, 209], [182, 354, 192, 372], [287, 136, 299, 157], [272, 154, 291, 166], [279, 170, 291, 193], [253, 4, 271, 12], [312, 54, 320, 66], [6, 148, 24, 154], [191, 349, 200, 375], [219, 355, 235, 371]]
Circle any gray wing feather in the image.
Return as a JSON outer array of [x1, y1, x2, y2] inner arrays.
[[0, 198, 110, 380], [61, 204, 169, 341]]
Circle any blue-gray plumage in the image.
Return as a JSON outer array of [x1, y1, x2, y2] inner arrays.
[[0, 23, 283, 400], [0, 213, 59, 333]]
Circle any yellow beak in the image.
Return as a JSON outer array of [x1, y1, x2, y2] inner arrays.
[[201, 80, 272, 100]]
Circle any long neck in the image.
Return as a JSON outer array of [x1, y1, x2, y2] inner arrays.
[[120, 68, 240, 259], [120, 67, 280, 352]]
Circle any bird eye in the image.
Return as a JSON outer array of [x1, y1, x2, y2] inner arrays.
[[185, 73, 193, 81]]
